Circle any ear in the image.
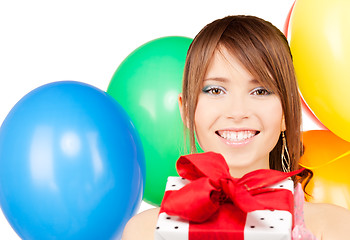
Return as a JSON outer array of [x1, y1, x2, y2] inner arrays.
[[178, 93, 189, 128], [281, 114, 286, 132]]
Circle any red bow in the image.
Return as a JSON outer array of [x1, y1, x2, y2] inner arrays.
[[162, 152, 303, 223]]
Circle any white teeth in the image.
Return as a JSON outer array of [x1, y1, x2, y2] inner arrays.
[[218, 130, 256, 142]]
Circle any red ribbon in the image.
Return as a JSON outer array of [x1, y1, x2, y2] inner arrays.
[[162, 152, 303, 223]]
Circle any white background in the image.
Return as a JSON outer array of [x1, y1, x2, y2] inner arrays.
[[0, 0, 320, 239]]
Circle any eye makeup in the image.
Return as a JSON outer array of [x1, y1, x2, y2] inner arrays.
[[202, 85, 226, 95], [250, 87, 273, 96]]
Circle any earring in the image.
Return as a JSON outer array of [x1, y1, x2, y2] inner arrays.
[[281, 131, 291, 172]]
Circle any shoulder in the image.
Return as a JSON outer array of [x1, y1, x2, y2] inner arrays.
[[304, 201, 350, 240], [121, 207, 160, 240]]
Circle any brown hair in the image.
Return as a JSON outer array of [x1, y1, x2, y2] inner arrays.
[[181, 15, 312, 187]]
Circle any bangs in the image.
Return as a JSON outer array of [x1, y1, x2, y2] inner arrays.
[[217, 40, 282, 98]]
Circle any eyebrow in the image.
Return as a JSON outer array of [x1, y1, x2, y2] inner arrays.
[[203, 77, 229, 83], [249, 79, 260, 84], [203, 77, 261, 85]]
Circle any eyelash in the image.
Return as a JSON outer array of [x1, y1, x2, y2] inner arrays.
[[202, 86, 226, 95], [202, 86, 272, 96], [250, 87, 272, 96]]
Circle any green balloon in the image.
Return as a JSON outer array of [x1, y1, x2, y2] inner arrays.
[[107, 36, 192, 206]]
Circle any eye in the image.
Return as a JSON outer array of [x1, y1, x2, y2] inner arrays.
[[202, 86, 226, 95], [251, 87, 272, 96]]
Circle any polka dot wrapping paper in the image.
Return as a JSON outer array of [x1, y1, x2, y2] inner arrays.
[[155, 176, 294, 240]]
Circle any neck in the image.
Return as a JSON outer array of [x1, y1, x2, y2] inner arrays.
[[228, 162, 270, 178]]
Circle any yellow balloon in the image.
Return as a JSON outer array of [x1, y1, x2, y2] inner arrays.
[[290, 0, 350, 142]]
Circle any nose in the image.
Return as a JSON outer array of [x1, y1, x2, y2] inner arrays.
[[224, 94, 249, 121]]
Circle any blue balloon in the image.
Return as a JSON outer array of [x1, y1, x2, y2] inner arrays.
[[0, 81, 145, 240]]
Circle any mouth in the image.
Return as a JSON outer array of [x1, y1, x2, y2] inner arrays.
[[215, 130, 260, 142]]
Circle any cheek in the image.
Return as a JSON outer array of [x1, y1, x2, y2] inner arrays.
[[259, 100, 284, 131], [194, 104, 208, 137], [256, 101, 284, 155], [194, 98, 212, 126], [194, 99, 217, 146]]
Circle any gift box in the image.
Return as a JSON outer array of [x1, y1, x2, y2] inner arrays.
[[154, 152, 301, 240]]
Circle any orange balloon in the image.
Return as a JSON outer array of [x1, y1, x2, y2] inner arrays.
[[300, 130, 350, 209]]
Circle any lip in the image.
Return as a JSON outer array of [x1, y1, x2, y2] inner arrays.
[[215, 129, 260, 146]]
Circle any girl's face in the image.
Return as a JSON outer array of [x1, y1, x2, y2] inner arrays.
[[194, 48, 285, 177]]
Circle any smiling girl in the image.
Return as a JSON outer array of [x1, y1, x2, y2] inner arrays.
[[122, 15, 350, 240]]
